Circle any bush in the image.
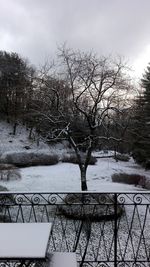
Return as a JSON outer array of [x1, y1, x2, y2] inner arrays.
[[114, 153, 130, 162], [0, 185, 8, 208], [58, 193, 123, 221], [0, 185, 8, 192], [62, 153, 97, 165], [1, 152, 59, 167], [132, 148, 147, 164], [145, 160, 150, 170], [0, 185, 8, 212], [112, 172, 146, 186], [0, 164, 21, 180], [144, 177, 150, 189], [0, 185, 13, 222]]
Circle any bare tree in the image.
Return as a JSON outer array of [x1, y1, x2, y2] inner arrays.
[[35, 47, 133, 191]]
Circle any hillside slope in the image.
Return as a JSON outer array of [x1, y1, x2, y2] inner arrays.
[[0, 121, 49, 155], [0, 121, 68, 161]]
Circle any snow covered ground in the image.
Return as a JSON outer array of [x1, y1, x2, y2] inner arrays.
[[1, 157, 150, 192], [0, 120, 150, 192], [1, 121, 150, 264], [1, 121, 150, 267], [0, 121, 49, 154]]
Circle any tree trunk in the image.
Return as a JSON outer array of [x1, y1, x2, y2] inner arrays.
[[80, 168, 88, 191], [29, 127, 33, 139], [66, 134, 88, 191], [13, 122, 18, 135]]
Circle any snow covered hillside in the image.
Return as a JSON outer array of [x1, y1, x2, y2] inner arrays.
[[0, 121, 48, 154], [0, 121, 69, 160]]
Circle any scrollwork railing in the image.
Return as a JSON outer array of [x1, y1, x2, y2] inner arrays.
[[0, 191, 150, 267]]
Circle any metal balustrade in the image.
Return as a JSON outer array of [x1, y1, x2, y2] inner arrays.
[[0, 191, 150, 267]]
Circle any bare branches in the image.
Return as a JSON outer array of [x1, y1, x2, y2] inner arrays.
[[32, 46, 134, 190], [58, 47, 132, 132]]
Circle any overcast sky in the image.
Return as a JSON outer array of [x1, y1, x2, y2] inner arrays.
[[0, 0, 150, 78]]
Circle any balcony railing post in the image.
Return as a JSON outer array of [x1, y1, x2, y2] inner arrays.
[[114, 193, 118, 267]]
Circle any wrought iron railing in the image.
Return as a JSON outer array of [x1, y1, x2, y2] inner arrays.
[[0, 191, 150, 266]]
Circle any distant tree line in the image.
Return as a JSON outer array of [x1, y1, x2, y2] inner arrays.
[[0, 51, 35, 134]]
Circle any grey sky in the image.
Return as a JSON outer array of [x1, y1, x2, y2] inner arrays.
[[0, 0, 150, 78]]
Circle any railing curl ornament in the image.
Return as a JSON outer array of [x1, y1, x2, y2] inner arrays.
[[133, 194, 143, 204], [117, 194, 126, 204], [15, 194, 26, 205], [31, 194, 41, 204], [82, 194, 91, 204], [48, 194, 58, 204], [97, 194, 108, 204], [0, 195, 8, 205]]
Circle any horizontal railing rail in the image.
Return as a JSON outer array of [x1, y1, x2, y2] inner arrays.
[[0, 191, 150, 267]]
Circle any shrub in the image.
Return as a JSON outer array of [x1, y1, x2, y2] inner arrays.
[[58, 193, 123, 221], [0, 185, 9, 207], [114, 153, 130, 162], [0, 185, 8, 192], [0, 185, 8, 213], [144, 177, 150, 189], [132, 148, 147, 164], [62, 153, 97, 165], [145, 160, 150, 170], [112, 172, 146, 186], [1, 152, 59, 167], [0, 164, 21, 181], [0, 185, 13, 222]]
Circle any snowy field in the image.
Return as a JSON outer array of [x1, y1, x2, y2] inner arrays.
[[1, 157, 150, 192], [1, 123, 150, 266], [1, 157, 150, 264], [0, 122, 150, 264], [0, 121, 150, 192]]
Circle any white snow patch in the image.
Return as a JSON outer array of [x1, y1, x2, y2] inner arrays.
[[1, 157, 150, 192], [0, 223, 52, 258]]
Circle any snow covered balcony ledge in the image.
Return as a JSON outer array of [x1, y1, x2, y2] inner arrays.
[[0, 191, 150, 266]]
